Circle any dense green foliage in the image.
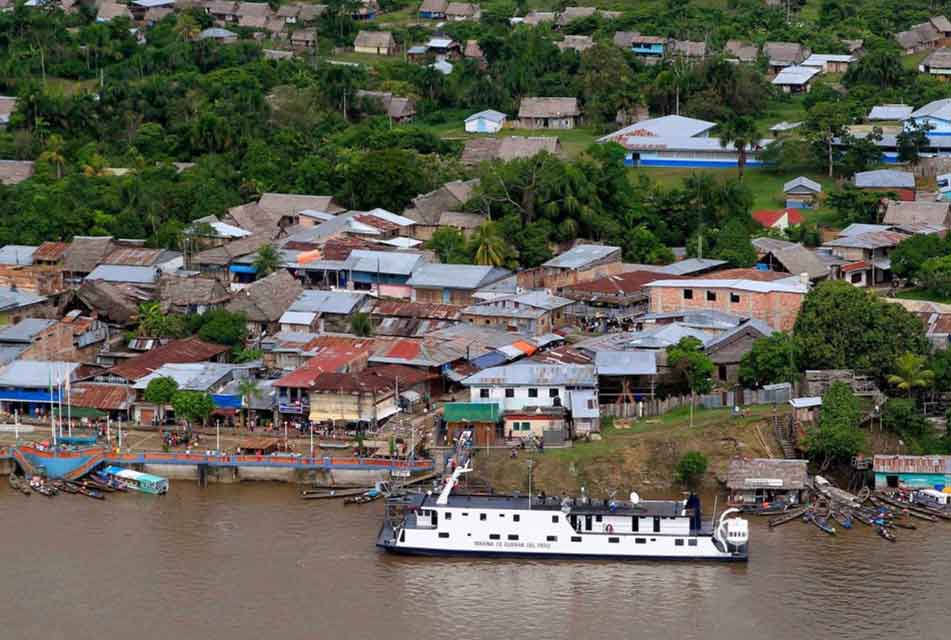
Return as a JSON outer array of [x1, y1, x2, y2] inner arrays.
[[171, 390, 215, 425], [802, 381, 864, 467], [739, 332, 799, 388], [919, 254, 951, 299], [890, 233, 948, 281], [675, 451, 709, 488]]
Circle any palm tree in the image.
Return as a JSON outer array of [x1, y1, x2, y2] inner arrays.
[[718, 116, 760, 180], [470, 222, 506, 267], [175, 13, 200, 42], [39, 133, 65, 179], [136, 302, 167, 337], [887, 352, 934, 398], [237, 378, 261, 429], [253, 244, 281, 278]]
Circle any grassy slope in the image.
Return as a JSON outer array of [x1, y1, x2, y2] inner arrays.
[[893, 288, 951, 304]]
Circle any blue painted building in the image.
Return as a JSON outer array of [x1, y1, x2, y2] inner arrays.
[[874, 454, 951, 490], [614, 32, 666, 61], [621, 136, 772, 168], [906, 98, 951, 136], [0, 360, 78, 417]]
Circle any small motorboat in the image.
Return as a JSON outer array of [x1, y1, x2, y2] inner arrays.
[[78, 486, 105, 500], [891, 520, 916, 530], [832, 511, 852, 529], [300, 487, 368, 500], [811, 515, 836, 535], [768, 506, 808, 527], [8, 473, 30, 496], [344, 481, 392, 506], [878, 526, 897, 542], [60, 481, 81, 494]]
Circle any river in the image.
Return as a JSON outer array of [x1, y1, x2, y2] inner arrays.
[[2, 483, 948, 640]]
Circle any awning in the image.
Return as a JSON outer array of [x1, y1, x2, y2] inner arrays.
[[376, 405, 401, 421]]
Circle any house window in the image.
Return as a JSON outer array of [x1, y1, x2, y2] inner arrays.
[[528, 388, 538, 398], [706, 291, 717, 302], [507, 534, 519, 541], [489, 534, 500, 540], [479, 389, 489, 399], [438, 532, 449, 538], [675, 539, 685, 547], [851, 272, 863, 284], [552, 515, 559, 523], [480, 513, 486, 521], [547, 535, 557, 542], [505, 388, 514, 398], [730, 293, 740, 303], [513, 514, 520, 522], [718, 365, 727, 380], [683, 289, 693, 300], [549, 389, 559, 398]]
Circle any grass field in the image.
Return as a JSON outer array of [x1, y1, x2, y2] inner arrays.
[[420, 119, 602, 157], [893, 288, 951, 305]]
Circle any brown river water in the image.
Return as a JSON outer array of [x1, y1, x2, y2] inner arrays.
[[2, 482, 949, 640]]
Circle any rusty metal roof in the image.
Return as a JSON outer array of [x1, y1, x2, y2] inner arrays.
[[873, 454, 950, 474]]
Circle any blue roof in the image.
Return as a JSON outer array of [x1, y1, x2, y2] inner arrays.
[[466, 110, 507, 123]]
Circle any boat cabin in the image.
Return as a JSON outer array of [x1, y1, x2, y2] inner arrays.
[[102, 465, 169, 494]]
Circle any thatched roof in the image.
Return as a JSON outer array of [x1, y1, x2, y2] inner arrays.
[[75, 280, 144, 325], [158, 275, 232, 312], [354, 30, 395, 49], [726, 458, 808, 490], [63, 236, 114, 274], [518, 97, 580, 119], [226, 270, 303, 323]]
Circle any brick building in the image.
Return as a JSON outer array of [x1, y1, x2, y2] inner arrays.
[[643, 277, 808, 332]]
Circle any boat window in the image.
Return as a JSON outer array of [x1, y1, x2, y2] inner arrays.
[[400, 530, 405, 542], [479, 389, 489, 398], [480, 513, 486, 521], [505, 388, 514, 398], [432, 511, 438, 527], [507, 534, 519, 541], [551, 515, 559, 523], [608, 537, 619, 543], [632, 517, 639, 532], [675, 539, 684, 546], [595, 515, 602, 523], [513, 514, 520, 522], [688, 539, 698, 547], [571, 536, 582, 542], [499, 513, 505, 518], [528, 388, 538, 398], [653, 517, 660, 533], [584, 515, 592, 531], [547, 535, 557, 542], [489, 534, 500, 540], [438, 532, 449, 538], [445, 512, 452, 520], [462, 513, 468, 517], [635, 538, 646, 544]]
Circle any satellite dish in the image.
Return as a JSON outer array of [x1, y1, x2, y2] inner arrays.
[[629, 491, 640, 505]]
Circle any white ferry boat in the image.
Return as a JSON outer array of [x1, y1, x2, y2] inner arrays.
[[377, 465, 749, 561]]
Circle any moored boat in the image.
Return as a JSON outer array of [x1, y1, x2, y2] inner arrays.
[[300, 487, 368, 500], [878, 526, 897, 542], [377, 465, 749, 561], [768, 506, 808, 527], [100, 466, 168, 495]]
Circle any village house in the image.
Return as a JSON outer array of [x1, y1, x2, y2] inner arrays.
[[445, 2, 479, 20], [783, 176, 822, 208], [668, 40, 707, 60], [751, 208, 804, 231], [868, 104, 913, 121], [418, 0, 446, 18], [920, 49, 951, 78], [724, 40, 758, 64], [591, 349, 658, 409], [11, 313, 108, 363], [340, 250, 426, 297], [557, 35, 594, 53], [188, 234, 270, 281], [518, 97, 580, 130], [727, 458, 808, 509], [465, 110, 506, 134], [69, 382, 135, 423], [354, 90, 416, 123], [644, 277, 808, 332], [158, 275, 231, 315], [560, 270, 682, 330], [518, 243, 622, 290], [0, 360, 79, 418], [896, 21, 940, 54], [290, 28, 318, 48], [854, 170, 917, 201], [873, 454, 951, 489], [226, 270, 303, 337], [503, 406, 570, 444], [772, 65, 820, 93], [882, 200, 951, 227], [132, 361, 253, 424], [205, 0, 239, 22], [199, 27, 238, 43], [306, 371, 397, 428], [62, 236, 115, 283], [460, 136, 562, 166], [441, 401, 502, 446], [461, 290, 573, 335], [407, 264, 512, 305], [613, 32, 667, 62], [354, 30, 397, 55], [463, 39, 485, 66], [402, 179, 481, 240], [905, 98, 951, 136], [801, 53, 855, 74], [819, 229, 909, 287], [279, 289, 371, 333], [763, 41, 810, 74], [96, 1, 133, 21], [752, 238, 830, 283], [369, 300, 462, 337], [521, 11, 555, 26], [96, 337, 230, 386], [0, 160, 35, 185], [557, 5, 597, 24]]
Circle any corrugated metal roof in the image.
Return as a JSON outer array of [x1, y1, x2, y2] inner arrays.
[[790, 397, 822, 408], [911, 98, 951, 120], [0, 318, 55, 343], [133, 362, 237, 391], [598, 115, 716, 142], [279, 311, 316, 325], [541, 244, 620, 270], [594, 351, 657, 375], [655, 258, 726, 276], [463, 363, 596, 386], [868, 104, 913, 121], [873, 454, 950, 474], [645, 278, 808, 294], [783, 176, 822, 193], [569, 389, 599, 418], [854, 169, 915, 189], [86, 264, 158, 284], [772, 65, 820, 85], [466, 109, 507, 123], [288, 290, 366, 315], [344, 249, 426, 275], [407, 264, 512, 289], [0, 245, 37, 266], [0, 360, 79, 388]]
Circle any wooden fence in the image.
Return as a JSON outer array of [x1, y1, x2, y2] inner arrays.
[[600, 384, 793, 419]]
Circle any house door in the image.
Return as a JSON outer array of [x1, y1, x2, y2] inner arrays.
[[886, 475, 899, 488]]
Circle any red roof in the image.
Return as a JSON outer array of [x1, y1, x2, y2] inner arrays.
[[70, 383, 134, 411], [33, 241, 68, 262], [354, 213, 400, 233], [370, 300, 463, 320], [708, 268, 789, 281], [310, 371, 394, 394], [386, 339, 422, 360], [752, 209, 804, 228], [363, 363, 434, 387], [841, 260, 869, 273], [108, 337, 229, 381]]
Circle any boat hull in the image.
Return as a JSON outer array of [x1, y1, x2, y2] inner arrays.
[[377, 540, 748, 562]]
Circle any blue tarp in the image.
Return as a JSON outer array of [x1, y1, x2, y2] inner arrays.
[[212, 394, 242, 409], [471, 351, 507, 370], [229, 264, 257, 274]]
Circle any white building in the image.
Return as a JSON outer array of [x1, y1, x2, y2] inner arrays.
[[462, 363, 596, 412], [465, 110, 507, 133]]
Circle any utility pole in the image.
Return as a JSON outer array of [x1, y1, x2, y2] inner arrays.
[[216, 419, 221, 454], [527, 459, 535, 510]]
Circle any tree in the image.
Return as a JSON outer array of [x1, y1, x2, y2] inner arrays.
[[427, 228, 470, 264], [844, 49, 905, 89], [470, 221, 508, 267], [794, 281, 929, 377], [890, 233, 946, 281], [253, 244, 281, 278], [237, 378, 261, 429], [174, 12, 200, 41], [666, 337, 714, 428], [171, 390, 215, 426], [882, 398, 929, 439], [897, 120, 934, 164], [804, 102, 850, 177], [887, 352, 934, 397], [675, 451, 709, 489], [144, 376, 179, 425], [196, 309, 248, 346], [802, 381, 863, 469], [350, 312, 373, 337], [739, 333, 799, 388], [621, 225, 674, 264], [38, 133, 65, 180], [718, 116, 760, 179], [712, 218, 757, 267], [826, 185, 886, 225], [919, 254, 951, 299]]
